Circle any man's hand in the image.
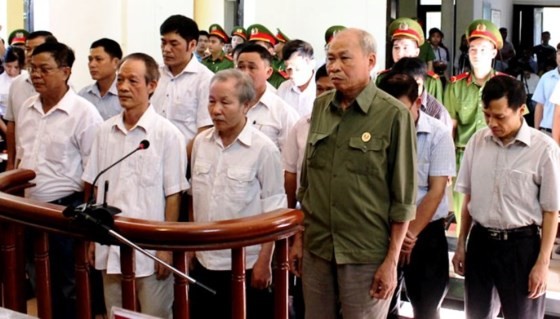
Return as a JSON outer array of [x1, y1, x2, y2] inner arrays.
[[86, 241, 95, 270], [528, 263, 548, 299], [155, 251, 173, 280], [289, 234, 303, 277], [398, 231, 417, 266], [251, 257, 272, 290], [369, 259, 397, 299], [452, 245, 466, 276]]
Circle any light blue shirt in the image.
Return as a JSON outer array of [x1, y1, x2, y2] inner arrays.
[[532, 68, 560, 129], [416, 111, 456, 221], [78, 77, 121, 121]]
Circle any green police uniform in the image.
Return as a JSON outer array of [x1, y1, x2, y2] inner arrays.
[[202, 51, 234, 73], [324, 25, 346, 46], [444, 19, 504, 225], [418, 41, 436, 65]]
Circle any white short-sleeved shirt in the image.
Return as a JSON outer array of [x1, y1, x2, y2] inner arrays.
[[17, 89, 103, 202], [247, 87, 299, 151], [5, 71, 34, 122], [416, 111, 456, 221], [82, 105, 189, 277], [282, 114, 311, 190], [78, 78, 122, 120], [191, 122, 287, 270], [277, 78, 316, 117], [455, 121, 560, 229], [151, 57, 214, 144], [0, 72, 17, 116]]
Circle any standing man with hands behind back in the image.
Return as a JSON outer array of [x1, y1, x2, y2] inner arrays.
[[290, 28, 417, 319]]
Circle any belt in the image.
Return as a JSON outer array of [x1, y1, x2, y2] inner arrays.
[[540, 127, 552, 133], [474, 223, 539, 241], [49, 192, 84, 206]]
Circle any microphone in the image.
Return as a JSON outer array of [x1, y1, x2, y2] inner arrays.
[[88, 139, 150, 204]]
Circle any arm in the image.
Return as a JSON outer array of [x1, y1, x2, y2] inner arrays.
[[251, 242, 275, 289], [370, 221, 409, 299], [534, 103, 544, 130], [528, 210, 558, 299], [284, 171, 298, 209], [552, 105, 560, 144], [155, 192, 181, 280], [452, 194, 473, 276]]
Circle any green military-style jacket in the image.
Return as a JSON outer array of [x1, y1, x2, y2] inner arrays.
[[202, 51, 234, 73]]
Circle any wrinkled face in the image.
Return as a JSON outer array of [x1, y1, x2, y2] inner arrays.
[[483, 96, 524, 143], [88, 46, 119, 81], [30, 52, 71, 95], [160, 32, 195, 69], [208, 36, 224, 55], [316, 75, 335, 96], [468, 38, 497, 70], [25, 36, 47, 67], [326, 31, 375, 94], [208, 78, 249, 135], [117, 59, 157, 111], [392, 38, 419, 62], [284, 53, 314, 86], [4, 60, 21, 77], [236, 52, 272, 92], [231, 35, 245, 49]]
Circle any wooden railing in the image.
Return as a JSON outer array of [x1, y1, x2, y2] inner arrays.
[[0, 169, 304, 319]]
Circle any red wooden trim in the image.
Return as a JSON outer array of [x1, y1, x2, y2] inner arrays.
[[274, 239, 289, 319], [120, 245, 137, 311], [34, 231, 52, 319], [231, 248, 246, 319], [74, 240, 92, 319]]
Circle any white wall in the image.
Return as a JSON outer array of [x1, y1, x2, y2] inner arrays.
[[489, 0, 514, 36], [33, 0, 194, 90], [0, 0, 7, 41], [243, 0, 387, 72]]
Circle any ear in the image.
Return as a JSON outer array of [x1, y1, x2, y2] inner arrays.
[[147, 80, 158, 96], [187, 39, 197, 52], [491, 48, 498, 59], [367, 53, 376, 71], [414, 47, 420, 56], [111, 57, 120, 69], [265, 64, 273, 80]]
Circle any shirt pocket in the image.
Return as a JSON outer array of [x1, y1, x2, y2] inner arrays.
[[503, 169, 535, 201], [192, 161, 212, 192], [254, 122, 280, 146], [45, 134, 68, 165], [136, 152, 162, 188], [417, 162, 430, 188], [306, 132, 330, 169], [225, 166, 257, 204], [170, 98, 196, 124], [457, 101, 478, 125], [346, 136, 385, 174]]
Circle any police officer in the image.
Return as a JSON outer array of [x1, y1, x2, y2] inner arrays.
[[230, 26, 247, 51], [202, 24, 234, 73], [246, 24, 288, 88]]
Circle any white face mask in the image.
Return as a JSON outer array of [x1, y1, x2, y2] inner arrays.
[[285, 54, 314, 87]]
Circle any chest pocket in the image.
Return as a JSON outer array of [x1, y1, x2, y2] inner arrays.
[[456, 90, 481, 125], [137, 151, 162, 188], [226, 167, 257, 204], [346, 136, 385, 174], [306, 132, 330, 169]]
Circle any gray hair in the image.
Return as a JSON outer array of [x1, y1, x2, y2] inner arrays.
[[210, 69, 256, 104], [339, 28, 377, 55]]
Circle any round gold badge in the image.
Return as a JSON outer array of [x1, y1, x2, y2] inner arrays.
[[362, 132, 371, 142]]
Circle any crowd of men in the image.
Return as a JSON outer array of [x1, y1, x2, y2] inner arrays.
[[0, 13, 559, 319]]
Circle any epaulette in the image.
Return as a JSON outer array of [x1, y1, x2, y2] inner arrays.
[[427, 70, 439, 79], [278, 70, 289, 79], [377, 69, 391, 76], [450, 72, 469, 83]]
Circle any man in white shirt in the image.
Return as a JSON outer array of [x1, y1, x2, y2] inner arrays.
[[83, 53, 188, 318], [5, 30, 57, 170], [277, 40, 316, 117], [79, 38, 123, 120], [236, 44, 299, 151], [151, 15, 214, 147], [18, 41, 102, 319], [190, 68, 286, 319]]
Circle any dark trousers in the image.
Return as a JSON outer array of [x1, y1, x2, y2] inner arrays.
[[465, 224, 545, 319], [388, 218, 449, 319], [189, 259, 274, 319]]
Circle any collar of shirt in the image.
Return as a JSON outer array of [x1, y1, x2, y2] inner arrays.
[[465, 69, 497, 87], [289, 76, 316, 95], [420, 89, 428, 111], [29, 88, 77, 116], [113, 104, 158, 134], [208, 120, 253, 148], [256, 86, 277, 110], [484, 119, 532, 147], [87, 76, 118, 98], [162, 55, 204, 78], [330, 80, 376, 114], [416, 111, 432, 134]]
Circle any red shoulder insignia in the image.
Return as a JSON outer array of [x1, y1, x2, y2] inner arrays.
[[427, 70, 440, 79], [450, 72, 469, 83], [377, 69, 390, 76], [278, 70, 289, 79]]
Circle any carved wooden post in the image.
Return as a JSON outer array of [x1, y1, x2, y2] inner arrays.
[[173, 251, 189, 319], [231, 247, 246, 319], [34, 231, 52, 319], [120, 245, 137, 311], [274, 238, 289, 319], [1, 221, 26, 312], [74, 240, 92, 319]]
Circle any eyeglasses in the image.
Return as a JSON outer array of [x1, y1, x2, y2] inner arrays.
[[29, 65, 68, 76]]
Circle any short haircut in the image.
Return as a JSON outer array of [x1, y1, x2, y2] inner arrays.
[[315, 64, 328, 81], [543, 31, 550, 37], [391, 57, 427, 81], [160, 15, 199, 43], [27, 31, 57, 43], [90, 38, 123, 60], [199, 30, 209, 38], [237, 43, 272, 66], [32, 42, 75, 68], [481, 76, 525, 111], [499, 27, 507, 32], [281, 39, 314, 62], [119, 52, 160, 83], [4, 46, 25, 68], [377, 72, 419, 104], [211, 69, 256, 104], [429, 27, 444, 38]]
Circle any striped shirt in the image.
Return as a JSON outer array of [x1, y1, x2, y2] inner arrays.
[[421, 90, 453, 132]]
